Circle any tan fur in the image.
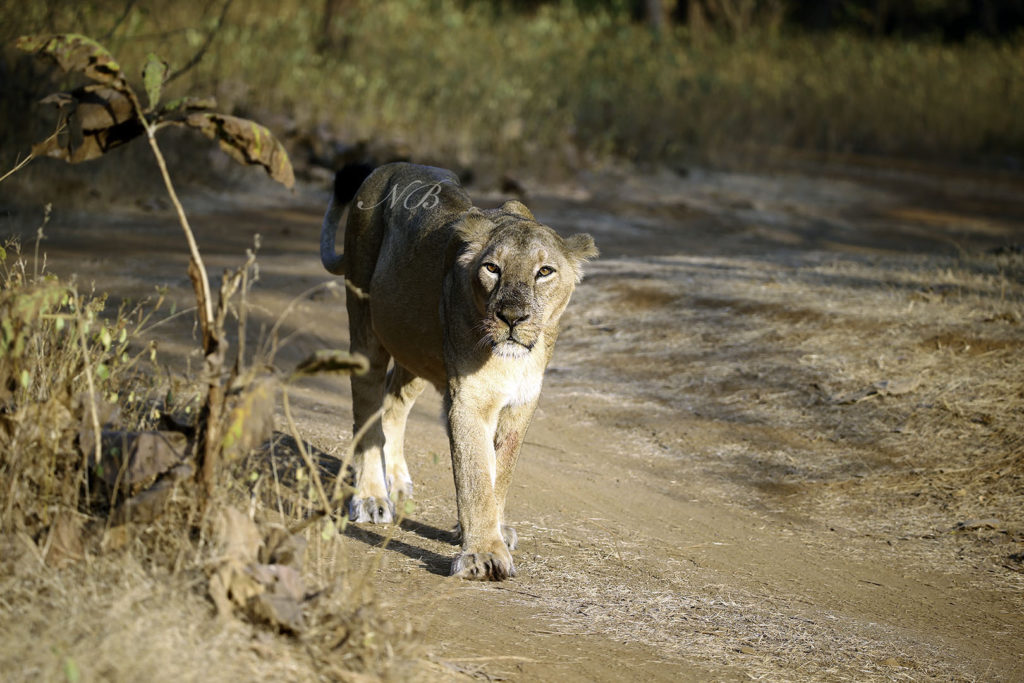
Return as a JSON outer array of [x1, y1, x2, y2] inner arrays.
[[321, 163, 597, 580]]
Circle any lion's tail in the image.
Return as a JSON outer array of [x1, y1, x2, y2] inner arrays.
[[320, 163, 375, 275]]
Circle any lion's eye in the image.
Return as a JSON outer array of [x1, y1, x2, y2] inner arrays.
[[483, 262, 500, 275], [536, 266, 555, 278]]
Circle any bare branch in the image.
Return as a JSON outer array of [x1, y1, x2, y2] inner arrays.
[[0, 120, 68, 184]]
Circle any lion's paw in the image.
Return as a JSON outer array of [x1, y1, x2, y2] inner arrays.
[[451, 544, 516, 581], [500, 525, 518, 550], [348, 496, 395, 523], [387, 474, 414, 501]]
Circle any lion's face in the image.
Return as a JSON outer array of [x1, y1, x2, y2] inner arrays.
[[460, 206, 597, 359]]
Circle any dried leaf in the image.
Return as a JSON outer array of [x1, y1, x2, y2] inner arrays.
[[43, 511, 85, 567], [70, 85, 135, 130], [157, 96, 217, 116], [214, 506, 263, 566], [246, 564, 306, 632], [108, 463, 192, 525], [80, 430, 189, 496], [182, 112, 294, 188], [208, 507, 308, 632], [33, 86, 143, 163], [17, 34, 126, 89], [221, 378, 277, 462], [293, 350, 369, 378]]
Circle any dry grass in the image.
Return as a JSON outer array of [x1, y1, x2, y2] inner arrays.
[[0, 543, 420, 681], [0, 235, 420, 681], [0, 437, 420, 682]]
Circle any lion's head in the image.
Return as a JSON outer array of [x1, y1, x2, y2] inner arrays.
[[455, 200, 598, 359]]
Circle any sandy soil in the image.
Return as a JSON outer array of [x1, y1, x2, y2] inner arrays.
[[17, 159, 1024, 681]]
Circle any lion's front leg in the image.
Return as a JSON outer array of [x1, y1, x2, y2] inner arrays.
[[490, 400, 536, 551], [452, 521, 518, 550], [446, 395, 515, 581]]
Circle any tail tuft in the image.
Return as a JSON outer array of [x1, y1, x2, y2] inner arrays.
[[333, 163, 376, 205]]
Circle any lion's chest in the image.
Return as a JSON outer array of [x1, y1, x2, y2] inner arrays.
[[496, 356, 545, 408], [500, 350, 547, 410], [455, 349, 546, 415]]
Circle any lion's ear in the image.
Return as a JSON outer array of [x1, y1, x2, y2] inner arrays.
[[454, 207, 492, 243], [452, 208, 493, 268], [564, 233, 599, 262], [499, 200, 534, 220], [563, 233, 598, 283]]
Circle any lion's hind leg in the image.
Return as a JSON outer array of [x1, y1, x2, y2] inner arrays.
[[381, 364, 426, 503], [347, 298, 394, 523]]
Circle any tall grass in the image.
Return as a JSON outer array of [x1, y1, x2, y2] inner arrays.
[[3, 1, 1022, 178]]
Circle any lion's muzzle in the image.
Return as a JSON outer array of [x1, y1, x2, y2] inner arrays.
[[488, 284, 538, 354]]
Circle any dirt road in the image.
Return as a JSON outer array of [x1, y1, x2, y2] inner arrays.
[[27, 160, 1024, 680]]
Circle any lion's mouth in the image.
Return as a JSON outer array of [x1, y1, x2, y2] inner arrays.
[[489, 327, 535, 356], [492, 338, 533, 358]]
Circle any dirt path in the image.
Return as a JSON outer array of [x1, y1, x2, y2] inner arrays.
[[24, 161, 1024, 680]]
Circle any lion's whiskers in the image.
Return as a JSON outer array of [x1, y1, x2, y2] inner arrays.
[[472, 319, 496, 351]]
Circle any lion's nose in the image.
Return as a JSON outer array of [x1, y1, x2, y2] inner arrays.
[[497, 310, 529, 329]]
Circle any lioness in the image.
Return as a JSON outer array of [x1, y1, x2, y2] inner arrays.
[[320, 163, 596, 580]]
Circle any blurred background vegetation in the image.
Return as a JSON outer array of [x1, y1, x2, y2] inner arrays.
[[2, 0, 1022, 195]]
